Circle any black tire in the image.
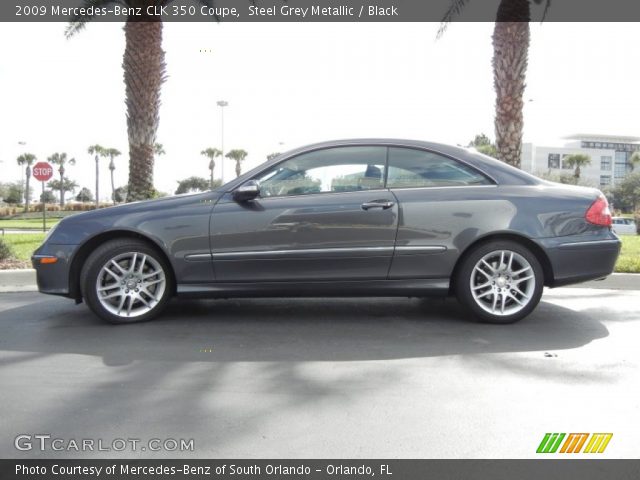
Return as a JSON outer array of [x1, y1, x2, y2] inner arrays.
[[80, 238, 173, 324], [455, 240, 544, 324]]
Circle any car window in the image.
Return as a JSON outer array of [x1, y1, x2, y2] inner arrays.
[[387, 147, 491, 188], [255, 146, 387, 197]]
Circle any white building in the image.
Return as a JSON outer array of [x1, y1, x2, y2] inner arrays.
[[521, 134, 640, 188]]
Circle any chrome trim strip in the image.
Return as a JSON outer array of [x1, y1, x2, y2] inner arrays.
[[213, 246, 394, 259], [395, 246, 447, 253], [557, 239, 621, 249], [32, 254, 57, 259], [186, 246, 395, 261], [185, 253, 214, 261]]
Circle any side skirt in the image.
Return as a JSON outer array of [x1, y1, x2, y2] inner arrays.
[[176, 278, 450, 299]]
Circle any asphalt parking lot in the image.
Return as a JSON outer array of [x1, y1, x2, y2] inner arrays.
[[0, 287, 638, 459]]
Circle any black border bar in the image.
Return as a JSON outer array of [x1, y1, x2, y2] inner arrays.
[[2, 459, 640, 480], [4, 0, 640, 23]]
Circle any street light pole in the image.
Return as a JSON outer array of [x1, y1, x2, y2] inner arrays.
[[95, 154, 99, 209], [217, 100, 228, 183]]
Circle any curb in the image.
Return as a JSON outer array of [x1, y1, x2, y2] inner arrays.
[[0, 269, 37, 292], [0, 269, 639, 293]]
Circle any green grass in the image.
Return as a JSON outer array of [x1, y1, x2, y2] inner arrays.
[[1, 232, 639, 273], [1, 233, 45, 261], [4, 211, 81, 220], [616, 235, 640, 273], [0, 218, 60, 229]]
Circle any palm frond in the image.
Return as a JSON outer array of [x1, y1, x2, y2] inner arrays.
[[540, 0, 551, 22], [437, 0, 471, 39], [65, 0, 122, 38]]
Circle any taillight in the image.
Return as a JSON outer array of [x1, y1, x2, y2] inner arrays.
[[585, 194, 612, 227]]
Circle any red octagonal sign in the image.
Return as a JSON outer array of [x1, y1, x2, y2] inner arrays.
[[33, 162, 54, 182]]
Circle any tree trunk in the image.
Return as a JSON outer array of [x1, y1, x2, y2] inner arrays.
[[492, 0, 530, 168], [235, 161, 241, 178], [24, 167, 31, 213], [59, 171, 65, 207], [95, 155, 99, 209], [110, 167, 116, 205], [123, 19, 166, 202]]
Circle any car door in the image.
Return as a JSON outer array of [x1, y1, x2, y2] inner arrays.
[[385, 146, 496, 279], [209, 145, 399, 282]]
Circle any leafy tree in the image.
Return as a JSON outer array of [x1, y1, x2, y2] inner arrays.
[[76, 187, 94, 203], [201, 148, 222, 189], [105, 148, 122, 204], [40, 190, 58, 204], [154, 143, 166, 156], [113, 186, 128, 203], [613, 172, 640, 212], [88, 144, 107, 206], [48, 178, 79, 202], [226, 149, 248, 178], [440, 0, 550, 168], [267, 152, 281, 161], [1, 182, 24, 204], [67, 0, 214, 202], [562, 153, 591, 180], [17, 153, 36, 212], [630, 152, 640, 172], [175, 176, 218, 195], [468, 133, 498, 158], [48, 152, 76, 207]]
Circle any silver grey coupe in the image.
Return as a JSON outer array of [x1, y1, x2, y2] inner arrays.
[[32, 139, 621, 324]]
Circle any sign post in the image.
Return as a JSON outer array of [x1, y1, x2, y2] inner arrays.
[[32, 161, 54, 232]]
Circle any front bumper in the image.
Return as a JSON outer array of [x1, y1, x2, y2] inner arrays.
[[538, 233, 622, 287], [31, 243, 78, 296]]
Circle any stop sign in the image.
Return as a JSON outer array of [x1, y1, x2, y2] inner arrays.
[[33, 162, 54, 182]]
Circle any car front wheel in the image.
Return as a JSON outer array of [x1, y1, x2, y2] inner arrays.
[[80, 239, 173, 324], [456, 240, 544, 324]]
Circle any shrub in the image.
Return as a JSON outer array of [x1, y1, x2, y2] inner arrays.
[[0, 237, 14, 261]]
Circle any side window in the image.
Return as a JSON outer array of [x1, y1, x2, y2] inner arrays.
[[387, 147, 491, 188], [254, 146, 387, 197]]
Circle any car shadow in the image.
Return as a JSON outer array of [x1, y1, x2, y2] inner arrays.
[[0, 293, 609, 365], [0, 291, 614, 459]]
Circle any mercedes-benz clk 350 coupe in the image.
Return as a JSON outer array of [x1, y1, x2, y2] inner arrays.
[[32, 139, 621, 324]]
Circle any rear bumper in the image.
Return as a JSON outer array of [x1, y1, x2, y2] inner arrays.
[[539, 235, 621, 287], [31, 243, 77, 296]]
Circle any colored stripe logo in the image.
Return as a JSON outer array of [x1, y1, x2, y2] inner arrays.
[[537, 433, 612, 453]]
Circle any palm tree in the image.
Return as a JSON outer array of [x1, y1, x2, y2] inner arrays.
[[66, 1, 212, 202], [17, 153, 36, 212], [87, 144, 106, 207], [48, 152, 76, 207], [201, 148, 222, 189], [226, 149, 248, 178], [105, 148, 122, 204], [563, 154, 591, 180], [154, 143, 166, 157], [440, 0, 550, 168]]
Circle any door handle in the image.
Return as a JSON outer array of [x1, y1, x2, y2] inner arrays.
[[361, 200, 395, 210]]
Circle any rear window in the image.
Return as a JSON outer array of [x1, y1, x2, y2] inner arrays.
[[387, 147, 491, 188]]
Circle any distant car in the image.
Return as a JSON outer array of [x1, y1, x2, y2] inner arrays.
[[32, 139, 621, 325], [612, 217, 637, 235]]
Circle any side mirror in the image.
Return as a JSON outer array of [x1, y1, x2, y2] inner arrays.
[[233, 180, 260, 202]]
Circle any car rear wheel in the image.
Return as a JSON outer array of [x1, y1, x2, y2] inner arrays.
[[80, 239, 173, 324], [455, 240, 543, 324]]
